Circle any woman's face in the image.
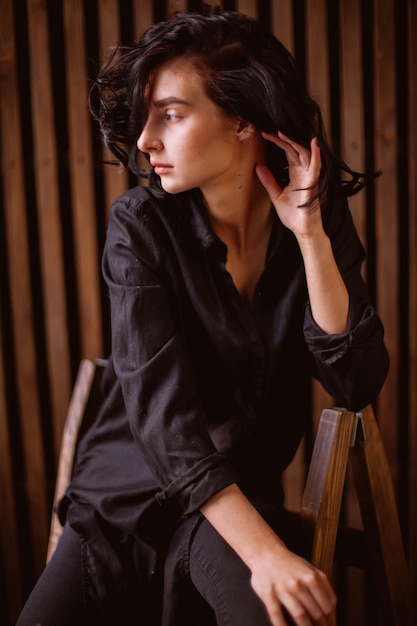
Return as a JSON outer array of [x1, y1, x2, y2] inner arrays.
[[137, 58, 246, 196]]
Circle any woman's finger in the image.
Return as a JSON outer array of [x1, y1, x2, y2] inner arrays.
[[275, 591, 314, 626], [305, 572, 337, 626], [261, 131, 303, 166], [308, 136, 321, 177], [262, 131, 319, 173], [262, 589, 295, 626], [282, 570, 337, 626], [284, 588, 335, 626], [277, 131, 312, 169], [255, 162, 283, 203]]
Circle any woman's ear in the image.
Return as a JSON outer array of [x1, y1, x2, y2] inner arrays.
[[236, 118, 256, 140]]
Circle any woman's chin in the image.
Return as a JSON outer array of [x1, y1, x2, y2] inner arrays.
[[160, 179, 192, 195]]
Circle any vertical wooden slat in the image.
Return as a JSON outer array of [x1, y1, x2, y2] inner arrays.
[[373, 0, 399, 480], [167, 0, 187, 13], [97, 0, 129, 216], [0, 0, 49, 576], [271, 0, 295, 55], [339, 0, 366, 244], [407, 0, 417, 618], [236, 0, 258, 18], [203, 0, 223, 7], [26, 0, 72, 458], [0, 323, 22, 626], [63, 0, 103, 360], [132, 0, 154, 189], [305, 0, 333, 421], [305, 0, 331, 129], [339, 4, 368, 624], [133, 0, 153, 35]]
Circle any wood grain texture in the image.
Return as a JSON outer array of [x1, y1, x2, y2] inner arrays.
[[0, 0, 49, 592], [63, 0, 104, 360], [27, 0, 72, 459]]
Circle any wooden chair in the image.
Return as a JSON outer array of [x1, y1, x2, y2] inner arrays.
[[47, 360, 413, 625], [46, 358, 108, 562], [301, 405, 413, 626]]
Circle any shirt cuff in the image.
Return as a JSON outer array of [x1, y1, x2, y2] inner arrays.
[[303, 303, 377, 366], [155, 452, 240, 515]]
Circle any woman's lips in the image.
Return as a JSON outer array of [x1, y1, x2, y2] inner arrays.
[[151, 162, 173, 175]]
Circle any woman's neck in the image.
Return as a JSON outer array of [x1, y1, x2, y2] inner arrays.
[[203, 170, 272, 252], [203, 173, 274, 306]]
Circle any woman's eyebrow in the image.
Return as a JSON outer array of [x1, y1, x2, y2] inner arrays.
[[153, 96, 192, 107]]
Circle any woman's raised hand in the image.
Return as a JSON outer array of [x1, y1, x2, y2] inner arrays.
[[256, 132, 323, 240]]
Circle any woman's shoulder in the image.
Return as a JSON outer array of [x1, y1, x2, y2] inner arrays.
[[105, 185, 204, 264], [108, 184, 206, 240], [108, 184, 187, 237]]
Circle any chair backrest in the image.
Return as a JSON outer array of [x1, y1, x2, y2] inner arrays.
[[301, 405, 413, 626], [46, 358, 108, 562]]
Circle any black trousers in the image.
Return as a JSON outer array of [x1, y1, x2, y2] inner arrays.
[[16, 523, 87, 626], [17, 507, 302, 625]]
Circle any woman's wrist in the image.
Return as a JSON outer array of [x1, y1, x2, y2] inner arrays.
[[293, 212, 329, 249]]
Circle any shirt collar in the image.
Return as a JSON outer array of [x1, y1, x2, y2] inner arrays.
[[187, 189, 285, 262]]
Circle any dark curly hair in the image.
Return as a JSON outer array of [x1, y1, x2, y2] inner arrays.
[[89, 6, 373, 205]]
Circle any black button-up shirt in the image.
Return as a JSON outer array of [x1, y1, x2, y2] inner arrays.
[[69, 183, 388, 523], [64, 183, 388, 622]]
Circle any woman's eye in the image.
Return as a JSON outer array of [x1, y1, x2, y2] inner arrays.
[[165, 112, 181, 122]]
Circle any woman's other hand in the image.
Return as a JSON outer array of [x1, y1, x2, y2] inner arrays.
[[201, 484, 337, 626], [250, 543, 337, 626]]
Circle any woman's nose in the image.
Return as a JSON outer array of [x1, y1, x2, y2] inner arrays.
[[137, 121, 162, 154]]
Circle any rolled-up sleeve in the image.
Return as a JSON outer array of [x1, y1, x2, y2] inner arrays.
[[102, 194, 239, 515], [303, 197, 389, 411]]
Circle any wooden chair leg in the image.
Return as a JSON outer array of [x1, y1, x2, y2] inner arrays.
[[350, 405, 412, 626]]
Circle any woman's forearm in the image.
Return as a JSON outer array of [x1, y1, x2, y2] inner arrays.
[[200, 483, 287, 567], [297, 228, 349, 336], [200, 483, 337, 626]]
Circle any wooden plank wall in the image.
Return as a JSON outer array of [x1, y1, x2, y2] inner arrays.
[[0, 0, 416, 624]]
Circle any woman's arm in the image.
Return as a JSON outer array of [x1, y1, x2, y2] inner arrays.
[[257, 132, 349, 336], [201, 483, 337, 626], [258, 132, 389, 410], [296, 223, 349, 334]]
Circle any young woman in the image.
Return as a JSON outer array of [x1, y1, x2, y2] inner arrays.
[[17, 8, 389, 626]]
